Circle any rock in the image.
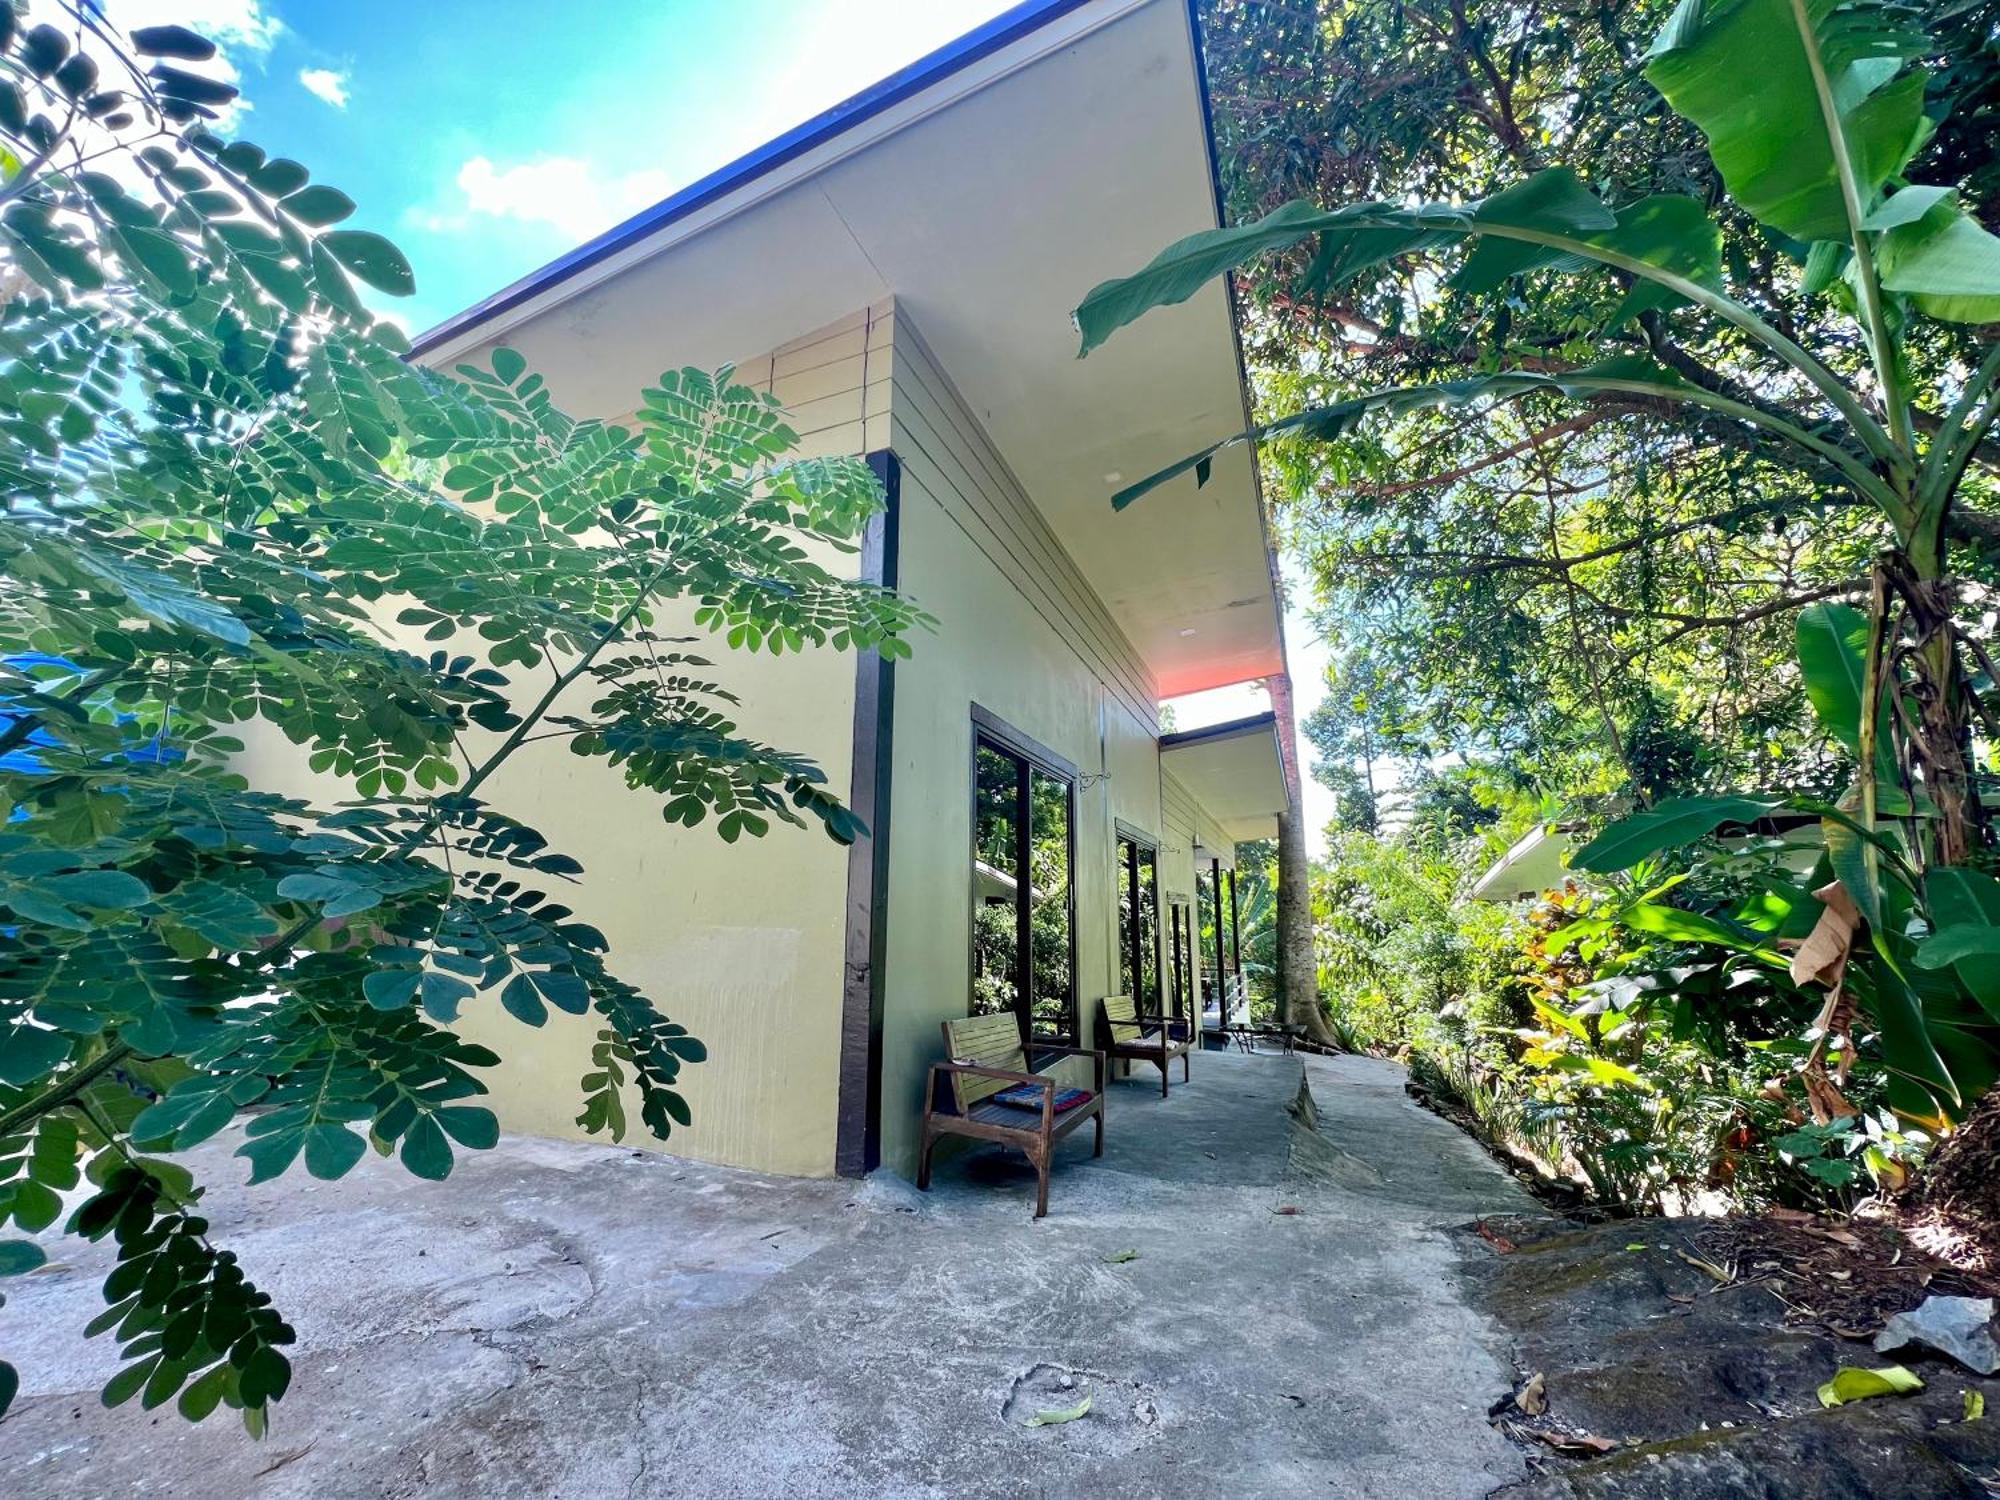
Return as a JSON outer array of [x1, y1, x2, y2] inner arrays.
[[1874, 1296, 2000, 1375], [1464, 1215, 2000, 1496], [1494, 1401, 2000, 1499]]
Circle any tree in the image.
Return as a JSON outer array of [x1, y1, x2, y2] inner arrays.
[[1078, 0, 2000, 1132], [0, 7, 921, 1431], [1190, 0, 1999, 827]]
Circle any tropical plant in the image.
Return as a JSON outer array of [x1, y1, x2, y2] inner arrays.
[[1080, 0, 2000, 1137], [1561, 602, 2000, 1133], [1081, 0, 1997, 860], [0, 6, 921, 1433]]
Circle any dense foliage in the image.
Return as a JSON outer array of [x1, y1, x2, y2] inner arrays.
[[1082, 0, 2000, 1213], [0, 6, 920, 1431]]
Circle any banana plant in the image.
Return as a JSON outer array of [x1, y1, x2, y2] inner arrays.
[[1075, 0, 1999, 869], [1555, 601, 2000, 1129]]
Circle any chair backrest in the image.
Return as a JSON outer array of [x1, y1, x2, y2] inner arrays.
[[1101, 993, 1142, 1043], [942, 1012, 1027, 1111]]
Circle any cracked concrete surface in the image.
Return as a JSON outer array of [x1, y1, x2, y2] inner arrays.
[[3, 1051, 1536, 1498]]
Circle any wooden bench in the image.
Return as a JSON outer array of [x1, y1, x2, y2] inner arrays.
[[917, 1012, 1105, 1218], [1096, 993, 1192, 1096]]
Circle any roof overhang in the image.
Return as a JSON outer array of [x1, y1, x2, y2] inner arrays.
[[1469, 825, 1571, 903], [1161, 713, 1286, 842], [411, 0, 1283, 700]]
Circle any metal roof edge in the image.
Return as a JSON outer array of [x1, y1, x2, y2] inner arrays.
[[408, 0, 1105, 357], [1159, 710, 1278, 751]]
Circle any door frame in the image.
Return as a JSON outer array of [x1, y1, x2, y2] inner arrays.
[[968, 704, 1080, 1043]]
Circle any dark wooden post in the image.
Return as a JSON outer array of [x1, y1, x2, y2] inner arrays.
[[1209, 857, 1225, 1026], [1227, 866, 1243, 1006]]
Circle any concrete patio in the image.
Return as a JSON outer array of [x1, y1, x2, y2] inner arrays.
[[5, 1052, 1535, 1498]]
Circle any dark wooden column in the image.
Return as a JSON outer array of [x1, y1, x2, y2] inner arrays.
[[1227, 866, 1243, 1005]]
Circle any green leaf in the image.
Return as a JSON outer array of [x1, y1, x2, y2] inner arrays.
[[45, 869, 150, 909], [435, 1105, 499, 1151], [1925, 870, 2000, 1017], [130, 25, 218, 62], [177, 1363, 232, 1422], [303, 1123, 365, 1180], [319, 230, 414, 297], [1645, 0, 1929, 242], [1916, 926, 2000, 970], [1075, 198, 1341, 356], [398, 1114, 453, 1180], [1795, 603, 1895, 778], [1571, 796, 1781, 872], [0, 1240, 47, 1276], [1875, 198, 2000, 323], [1077, 169, 1616, 356], [1022, 1395, 1092, 1427], [362, 969, 420, 1011], [278, 185, 355, 227], [1818, 1365, 1923, 1408], [1619, 901, 1782, 962], [0, 1024, 71, 1085]]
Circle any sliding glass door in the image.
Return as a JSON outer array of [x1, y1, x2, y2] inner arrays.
[[970, 717, 1076, 1042], [1114, 827, 1159, 1014]]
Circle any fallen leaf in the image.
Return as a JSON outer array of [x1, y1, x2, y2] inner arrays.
[[1023, 1396, 1092, 1427], [1517, 1373, 1547, 1416], [1676, 1249, 1733, 1284], [1526, 1428, 1616, 1454], [1477, 1221, 1516, 1253], [1625, 1243, 1647, 1252], [1271, 1205, 1302, 1216], [1966, 1390, 1986, 1423], [1103, 1249, 1139, 1265], [1818, 1365, 1924, 1408]]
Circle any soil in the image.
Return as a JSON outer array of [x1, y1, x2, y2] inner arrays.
[[1460, 1211, 2000, 1497], [1905, 1085, 2000, 1272]]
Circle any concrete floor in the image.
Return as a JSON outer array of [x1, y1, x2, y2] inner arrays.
[[4, 1051, 1535, 1498]]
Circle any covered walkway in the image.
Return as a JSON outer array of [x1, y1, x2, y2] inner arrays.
[[8, 1054, 1535, 1498]]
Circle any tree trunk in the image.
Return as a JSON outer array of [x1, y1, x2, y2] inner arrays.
[[1266, 672, 1337, 1047], [1275, 802, 1336, 1046], [1886, 550, 1982, 867]]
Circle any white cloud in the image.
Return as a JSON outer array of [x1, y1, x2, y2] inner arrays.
[[297, 67, 349, 109], [419, 156, 674, 243]]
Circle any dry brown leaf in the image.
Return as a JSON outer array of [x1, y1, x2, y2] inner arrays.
[[1527, 1428, 1618, 1455], [1478, 1221, 1517, 1253], [1787, 881, 1862, 988], [1518, 1373, 1548, 1416], [1677, 1248, 1734, 1283], [1803, 1066, 1862, 1124]]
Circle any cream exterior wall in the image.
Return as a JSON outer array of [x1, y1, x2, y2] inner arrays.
[[874, 310, 1180, 1178], [242, 293, 1250, 1182], [237, 309, 893, 1180]]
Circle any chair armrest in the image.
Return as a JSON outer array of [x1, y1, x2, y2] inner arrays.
[[932, 1062, 1053, 1090]]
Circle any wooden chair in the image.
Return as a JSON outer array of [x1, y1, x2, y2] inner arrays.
[[917, 1012, 1105, 1218], [1096, 993, 1192, 1097]]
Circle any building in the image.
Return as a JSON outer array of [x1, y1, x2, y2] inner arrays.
[[404, 0, 1293, 1180]]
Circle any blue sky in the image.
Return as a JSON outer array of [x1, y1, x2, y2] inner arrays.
[[116, 1, 1020, 333], [106, 0, 1343, 846]]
